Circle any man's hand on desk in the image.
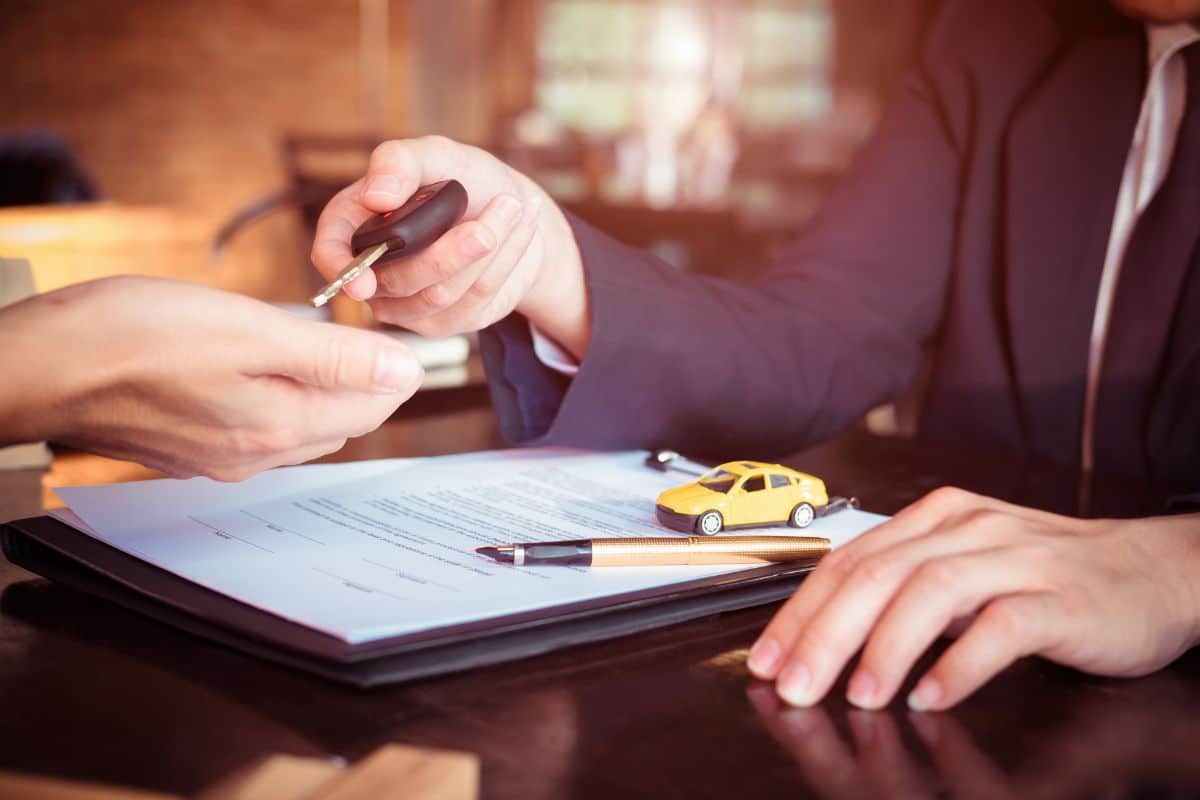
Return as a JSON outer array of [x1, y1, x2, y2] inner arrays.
[[0, 276, 422, 481], [746, 487, 1200, 711], [311, 136, 591, 360]]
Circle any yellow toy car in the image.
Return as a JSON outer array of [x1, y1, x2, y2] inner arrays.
[[655, 461, 831, 535]]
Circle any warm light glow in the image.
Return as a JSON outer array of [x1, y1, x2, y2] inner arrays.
[[647, 6, 709, 75]]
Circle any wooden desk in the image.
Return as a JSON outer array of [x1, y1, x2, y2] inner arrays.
[[2, 428, 1199, 798]]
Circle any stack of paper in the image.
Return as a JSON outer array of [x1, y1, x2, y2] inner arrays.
[[53, 450, 887, 646]]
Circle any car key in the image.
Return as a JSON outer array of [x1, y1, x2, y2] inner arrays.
[[311, 179, 469, 307]]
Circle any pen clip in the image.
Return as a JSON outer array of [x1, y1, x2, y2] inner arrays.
[[645, 450, 711, 477]]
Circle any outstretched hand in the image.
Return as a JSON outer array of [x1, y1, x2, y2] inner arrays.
[[0, 276, 424, 481]]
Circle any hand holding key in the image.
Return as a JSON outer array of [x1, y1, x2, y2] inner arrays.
[[311, 136, 591, 359], [311, 179, 469, 307]]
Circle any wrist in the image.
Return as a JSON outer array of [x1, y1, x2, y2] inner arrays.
[[0, 279, 131, 446], [0, 292, 63, 445], [514, 188, 591, 361]]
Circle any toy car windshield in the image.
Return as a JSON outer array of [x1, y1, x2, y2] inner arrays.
[[699, 468, 740, 493]]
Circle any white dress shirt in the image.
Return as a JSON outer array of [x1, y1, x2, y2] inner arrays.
[[530, 23, 1200, 469], [530, 320, 581, 377]]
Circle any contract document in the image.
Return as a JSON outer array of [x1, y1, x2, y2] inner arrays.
[[54, 450, 886, 646]]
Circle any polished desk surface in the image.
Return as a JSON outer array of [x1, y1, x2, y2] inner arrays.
[[1, 425, 1199, 799]]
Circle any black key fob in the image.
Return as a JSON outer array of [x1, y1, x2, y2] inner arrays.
[[349, 179, 469, 259]]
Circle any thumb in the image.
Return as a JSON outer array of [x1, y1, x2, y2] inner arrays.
[[360, 136, 466, 211], [276, 321, 424, 394], [312, 136, 466, 294]]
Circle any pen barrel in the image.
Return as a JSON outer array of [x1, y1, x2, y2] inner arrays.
[[588, 537, 830, 567]]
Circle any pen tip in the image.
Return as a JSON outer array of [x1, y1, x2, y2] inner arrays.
[[475, 546, 513, 564]]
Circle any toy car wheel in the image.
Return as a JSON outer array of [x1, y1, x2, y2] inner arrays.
[[696, 510, 724, 535], [789, 503, 816, 528]]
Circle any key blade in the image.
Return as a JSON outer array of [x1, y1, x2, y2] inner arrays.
[[311, 242, 390, 307]]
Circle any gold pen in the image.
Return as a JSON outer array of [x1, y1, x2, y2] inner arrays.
[[475, 536, 831, 567]]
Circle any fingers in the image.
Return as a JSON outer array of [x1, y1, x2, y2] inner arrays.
[[746, 592, 806, 680], [207, 380, 403, 482], [759, 526, 1014, 708], [310, 136, 475, 296], [748, 488, 987, 681], [749, 487, 1066, 711], [260, 318, 424, 396], [848, 546, 1049, 709], [371, 196, 541, 335], [748, 556, 885, 684], [748, 488, 1002, 682], [908, 593, 1060, 711], [836, 486, 1020, 568], [748, 529, 909, 680], [294, 386, 407, 442], [372, 193, 523, 300], [361, 135, 465, 211], [218, 311, 419, 478], [311, 179, 378, 297]]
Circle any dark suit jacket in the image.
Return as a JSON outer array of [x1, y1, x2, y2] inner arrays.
[[481, 0, 1200, 491]]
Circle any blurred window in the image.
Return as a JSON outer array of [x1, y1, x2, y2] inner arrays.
[[536, 0, 834, 136]]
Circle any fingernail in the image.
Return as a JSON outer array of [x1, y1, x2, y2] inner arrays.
[[777, 663, 813, 707], [747, 638, 781, 677], [907, 677, 942, 712], [847, 671, 879, 709], [495, 195, 522, 226], [461, 229, 495, 259], [373, 348, 420, 392], [365, 175, 402, 200]]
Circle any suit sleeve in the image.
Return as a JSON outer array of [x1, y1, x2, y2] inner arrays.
[[481, 20, 966, 460]]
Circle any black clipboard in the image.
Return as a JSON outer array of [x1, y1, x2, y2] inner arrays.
[[1, 515, 811, 687]]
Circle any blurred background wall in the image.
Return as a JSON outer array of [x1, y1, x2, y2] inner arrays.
[[0, 0, 411, 298], [0, 0, 937, 302]]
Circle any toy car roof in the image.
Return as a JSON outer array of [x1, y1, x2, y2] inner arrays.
[[713, 461, 823, 482]]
